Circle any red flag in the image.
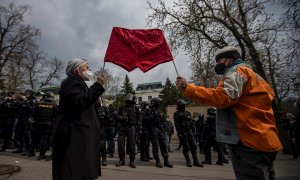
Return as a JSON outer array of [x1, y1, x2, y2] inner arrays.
[[104, 27, 173, 72]]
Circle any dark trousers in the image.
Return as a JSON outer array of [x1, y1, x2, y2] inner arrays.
[[139, 131, 151, 159], [0, 117, 15, 150], [151, 127, 168, 163], [100, 126, 107, 160], [181, 129, 198, 162], [14, 117, 30, 149], [29, 125, 51, 156], [203, 136, 225, 163], [230, 148, 277, 180], [100, 126, 116, 157], [117, 125, 136, 162]]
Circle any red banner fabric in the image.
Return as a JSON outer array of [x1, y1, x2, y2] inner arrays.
[[104, 27, 173, 72]]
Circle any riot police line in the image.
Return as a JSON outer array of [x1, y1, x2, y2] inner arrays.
[[0, 91, 230, 168], [0, 90, 57, 160]]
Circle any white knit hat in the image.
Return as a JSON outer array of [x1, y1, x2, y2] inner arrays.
[[214, 46, 241, 62], [65, 58, 87, 76]]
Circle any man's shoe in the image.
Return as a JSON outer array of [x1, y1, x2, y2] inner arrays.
[[193, 161, 204, 167], [28, 152, 35, 157], [216, 161, 224, 166], [164, 162, 173, 168], [201, 160, 212, 165], [102, 160, 107, 166], [46, 156, 52, 161], [12, 148, 23, 153], [155, 162, 163, 168], [146, 156, 153, 160], [21, 151, 28, 156], [140, 157, 149, 162], [115, 160, 125, 167], [129, 161, 136, 168], [224, 158, 229, 164], [38, 155, 46, 160], [186, 162, 192, 167]]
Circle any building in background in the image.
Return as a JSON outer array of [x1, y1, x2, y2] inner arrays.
[[135, 82, 163, 104]]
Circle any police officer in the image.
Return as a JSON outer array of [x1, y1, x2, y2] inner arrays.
[[21, 90, 38, 156], [174, 99, 203, 167], [28, 92, 57, 160], [115, 94, 139, 168], [162, 115, 174, 152], [202, 108, 228, 165], [149, 97, 173, 168], [105, 104, 118, 158], [0, 94, 18, 152], [139, 101, 153, 162], [195, 113, 205, 154], [12, 95, 33, 153], [95, 100, 108, 166]]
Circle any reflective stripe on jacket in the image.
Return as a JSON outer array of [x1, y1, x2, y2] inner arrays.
[[183, 61, 282, 152]]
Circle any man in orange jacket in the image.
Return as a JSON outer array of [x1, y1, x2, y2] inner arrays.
[[176, 46, 282, 180]]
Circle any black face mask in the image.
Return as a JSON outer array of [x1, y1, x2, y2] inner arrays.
[[214, 63, 227, 74]]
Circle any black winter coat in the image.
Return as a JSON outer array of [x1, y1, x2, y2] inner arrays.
[[52, 75, 105, 180]]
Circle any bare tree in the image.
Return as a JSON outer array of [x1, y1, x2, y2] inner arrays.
[[37, 57, 64, 89], [4, 55, 25, 92], [280, 0, 300, 96], [22, 46, 44, 90], [147, 0, 298, 111], [0, 3, 40, 91]]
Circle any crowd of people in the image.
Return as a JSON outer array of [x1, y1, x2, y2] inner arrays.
[[0, 90, 57, 160], [0, 89, 231, 168], [1, 46, 299, 180]]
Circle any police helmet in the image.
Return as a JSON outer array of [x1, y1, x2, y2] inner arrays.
[[140, 101, 150, 108], [177, 99, 186, 106], [207, 107, 216, 116], [150, 97, 163, 106], [125, 93, 134, 102], [25, 89, 35, 98]]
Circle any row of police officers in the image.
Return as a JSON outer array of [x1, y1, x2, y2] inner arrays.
[[1, 92, 228, 167], [0, 91, 57, 160]]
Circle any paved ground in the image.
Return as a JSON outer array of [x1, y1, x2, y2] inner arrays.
[[0, 144, 300, 180]]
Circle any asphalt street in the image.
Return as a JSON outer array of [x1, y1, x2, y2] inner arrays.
[[0, 143, 300, 180]]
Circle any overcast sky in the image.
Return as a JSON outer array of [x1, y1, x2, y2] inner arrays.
[[3, 0, 191, 88]]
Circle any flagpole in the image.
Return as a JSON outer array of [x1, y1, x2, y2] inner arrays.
[[172, 61, 179, 76], [102, 62, 106, 72]]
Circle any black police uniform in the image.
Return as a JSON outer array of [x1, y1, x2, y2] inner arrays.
[[174, 100, 203, 167], [95, 102, 108, 166], [195, 114, 205, 154], [149, 97, 173, 168], [104, 106, 118, 157], [0, 98, 18, 151], [13, 98, 34, 153], [116, 95, 139, 168], [202, 108, 228, 165], [139, 102, 153, 161], [29, 96, 57, 159]]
